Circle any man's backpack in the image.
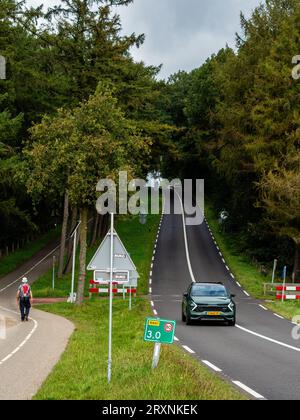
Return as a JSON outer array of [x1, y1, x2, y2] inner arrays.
[[20, 284, 30, 301]]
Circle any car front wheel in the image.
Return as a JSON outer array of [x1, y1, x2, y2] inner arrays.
[[228, 318, 236, 326]]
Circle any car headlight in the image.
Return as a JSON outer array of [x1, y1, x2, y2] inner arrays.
[[190, 301, 197, 311], [228, 302, 235, 312]]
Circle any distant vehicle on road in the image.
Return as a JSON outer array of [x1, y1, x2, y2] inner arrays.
[[182, 282, 236, 326]]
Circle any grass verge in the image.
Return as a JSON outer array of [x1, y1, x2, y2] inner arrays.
[[205, 203, 300, 320], [33, 212, 245, 400], [34, 299, 245, 400], [0, 228, 59, 278]]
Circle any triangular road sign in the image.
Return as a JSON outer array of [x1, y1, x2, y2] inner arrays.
[[87, 230, 137, 272]]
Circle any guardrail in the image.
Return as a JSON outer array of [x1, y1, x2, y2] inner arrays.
[[263, 283, 300, 300], [89, 280, 137, 298]]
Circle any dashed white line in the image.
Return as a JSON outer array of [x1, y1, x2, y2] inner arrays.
[[153, 309, 158, 316], [236, 281, 241, 287], [202, 360, 222, 372], [230, 273, 235, 279], [226, 265, 230, 271], [232, 381, 265, 400], [259, 305, 268, 311], [174, 336, 179, 342], [182, 345, 195, 354], [150, 301, 154, 307], [274, 313, 284, 320], [243, 290, 250, 297], [149, 287, 152, 294]]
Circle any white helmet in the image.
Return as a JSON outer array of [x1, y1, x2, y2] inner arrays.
[[22, 277, 28, 283]]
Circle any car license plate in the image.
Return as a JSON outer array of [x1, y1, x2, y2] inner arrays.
[[207, 311, 221, 316]]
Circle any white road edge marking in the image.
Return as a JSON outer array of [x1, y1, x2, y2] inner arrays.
[[182, 345, 195, 354], [153, 309, 157, 316], [274, 313, 284, 319], [236, 324, 300, 353], [232, 381, 265, 400], [202, 360, 222, 372], [259, 305, 268, 311], [0, 306, 38, 366], [243, 290, 250, 297]]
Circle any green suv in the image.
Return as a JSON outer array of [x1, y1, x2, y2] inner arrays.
[[182, 282, 236, 326]]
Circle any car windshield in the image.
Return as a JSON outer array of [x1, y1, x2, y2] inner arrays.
[[191, 284, 227, 297]]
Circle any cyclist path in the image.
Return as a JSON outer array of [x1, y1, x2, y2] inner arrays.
[[0, 242, 74, 400]]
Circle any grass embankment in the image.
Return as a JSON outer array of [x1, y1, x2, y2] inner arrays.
[[0, 228, 59, 278], [205, 203, 300, 320], [34, 299, 245, 400], [34, 212, 245, 400]]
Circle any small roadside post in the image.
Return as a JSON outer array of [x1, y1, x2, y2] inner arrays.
[[52, 255, 56, 290], [69, 220, 81, 303], [129, 285, 132, 310], [282, 266, 287, 303], [272, 259, 278, 284], [144, 318, 176, 369]]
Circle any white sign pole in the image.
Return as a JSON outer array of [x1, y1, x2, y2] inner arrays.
[[108, 213, 114, 383], [272, 259, 278, 284], [282, 266, 287, 303], [70, 221, 81, 303], [152, 342, 161, 369], [129, 285, 132, 310]]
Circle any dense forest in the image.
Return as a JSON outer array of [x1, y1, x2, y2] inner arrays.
[[161, 0, 300, 281], [0, 0, 300, 303]]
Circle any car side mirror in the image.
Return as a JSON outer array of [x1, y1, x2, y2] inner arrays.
[[183, 292, 188, 298], [231, 294, 235, 298]]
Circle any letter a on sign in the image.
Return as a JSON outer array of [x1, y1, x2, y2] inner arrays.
[[87, 229, 137, 272]]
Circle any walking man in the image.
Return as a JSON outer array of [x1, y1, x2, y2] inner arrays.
[[17, 277, 32, 322]]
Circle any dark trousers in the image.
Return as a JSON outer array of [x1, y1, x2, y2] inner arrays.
[[20, 298, 31, 321]]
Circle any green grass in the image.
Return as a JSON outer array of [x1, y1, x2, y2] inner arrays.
[[33, 211, 245, 400], [265, 301, 300, 321], [205, 202, 300, 320], [34, 299, 245, 400], [0, 228, 59, 278]]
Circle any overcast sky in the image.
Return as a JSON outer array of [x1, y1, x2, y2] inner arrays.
[[27, 0, 262, 79]]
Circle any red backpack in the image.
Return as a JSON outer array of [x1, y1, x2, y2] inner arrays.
[[20, 284, 30, 299]]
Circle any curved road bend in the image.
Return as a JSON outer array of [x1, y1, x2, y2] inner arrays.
[[0, 242, 74, 400], [152, 192, 300, 400]]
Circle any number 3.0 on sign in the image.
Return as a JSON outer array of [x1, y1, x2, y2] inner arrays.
[[144, 318, 176, 345]]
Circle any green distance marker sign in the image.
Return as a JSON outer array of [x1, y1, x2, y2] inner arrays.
[[144, 318, 176, 345]]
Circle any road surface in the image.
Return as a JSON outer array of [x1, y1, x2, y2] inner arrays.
[[151, 192, 300, 400], [0, 243, 74, 400]]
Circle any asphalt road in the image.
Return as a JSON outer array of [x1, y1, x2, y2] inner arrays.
[[152, 192, 300, 400], [0, 242, 74, 400]]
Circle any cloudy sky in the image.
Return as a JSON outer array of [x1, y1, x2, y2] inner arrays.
[[27, 0, 262, 79]]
